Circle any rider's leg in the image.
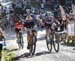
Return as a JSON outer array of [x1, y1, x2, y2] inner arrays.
[[16, 32, 18, 40], [46, 28, 49, 38], [46, 27, 52, 36], [15, 29, 19, 40], [27, 30, 37, 49], [31, 30, 37, 43], [0, 44, 2, 60], [27, 30, 31, 49]]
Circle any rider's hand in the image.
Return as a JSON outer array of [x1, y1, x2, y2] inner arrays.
[[53, 23, 57, 26], [57, 22, 60, 25], [40, 20, 45, 27]]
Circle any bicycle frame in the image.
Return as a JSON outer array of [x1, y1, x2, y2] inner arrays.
[[27, 27, 37, 36], [46, 27, 54, 40], [27, 27, 37, 56]]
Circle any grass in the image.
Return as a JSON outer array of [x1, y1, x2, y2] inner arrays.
[[1, 48, 16, 61]]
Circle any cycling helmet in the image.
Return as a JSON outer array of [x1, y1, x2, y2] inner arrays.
[[26, 9, 31, 14], [46, 11, 54, 17]]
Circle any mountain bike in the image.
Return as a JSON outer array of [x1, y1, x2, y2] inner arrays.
[[46, 24, 59, 53], [28, 29, 37, 56]]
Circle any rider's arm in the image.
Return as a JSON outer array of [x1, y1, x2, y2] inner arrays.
[[50, 18, 55, 24], [67, 19, 70, 24], [55, 19, 60, 25], [31, 14, 37, 23]]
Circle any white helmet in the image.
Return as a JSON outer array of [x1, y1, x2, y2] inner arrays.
[[46, 11, 54, 17], [26, 9, 31, 14]]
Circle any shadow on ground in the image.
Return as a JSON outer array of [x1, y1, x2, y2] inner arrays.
[[13, 51, 56, 61], [3, 48, 18, 52], [61, 42, 75, 47], [7, 49, 18, 52], [73, 48, 75, 50]]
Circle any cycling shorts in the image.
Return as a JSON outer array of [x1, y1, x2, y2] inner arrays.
[[45, 22, 52, 27], [45, 22, 56, 31], [15, 28, 21, 33], [24, 21, 35, 28]]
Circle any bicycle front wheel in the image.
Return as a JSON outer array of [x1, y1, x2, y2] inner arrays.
[[53, 40, 59, 52], [30, 35, 37, 56], [46, 33, 52, 53], [17, 34, 24, 49]]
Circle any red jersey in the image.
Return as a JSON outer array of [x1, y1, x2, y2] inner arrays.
[[15, 22, 24, 29]]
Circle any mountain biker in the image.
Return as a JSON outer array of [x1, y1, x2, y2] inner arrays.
[[24, 9, 36, 49], [55, 17, 64, 32], [43, 11, 59, 37], [15, 20, 24, 42], [0, 28, 5, 60]]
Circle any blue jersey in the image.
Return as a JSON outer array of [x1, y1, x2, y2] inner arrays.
[[24, 14, 35, 22]]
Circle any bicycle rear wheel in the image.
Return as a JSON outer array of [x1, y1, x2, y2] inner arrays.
[[29, 35, 37, 56], [46, 33, 52, 53]]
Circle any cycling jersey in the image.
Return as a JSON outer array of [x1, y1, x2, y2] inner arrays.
[[24, 14, 35, 21], [45, 16, 54, 25], [25, 15, 33, 20], [24, 14, 35, 28], [15, 22, 24, 29]]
